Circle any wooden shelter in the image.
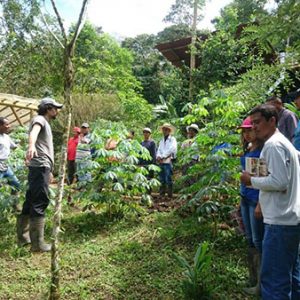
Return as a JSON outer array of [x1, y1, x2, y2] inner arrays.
[[156, 35, 207, 68], [0, 93, 39, 127]]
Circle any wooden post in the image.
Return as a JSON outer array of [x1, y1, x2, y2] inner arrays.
[[188, 0, 198, 102], [10, 106, 23, 126]]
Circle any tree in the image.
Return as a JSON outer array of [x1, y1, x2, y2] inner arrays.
[[46, 1, 90, 299], [0, 0, 64, 96]]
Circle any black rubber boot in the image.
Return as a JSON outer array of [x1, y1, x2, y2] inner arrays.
[[16, 214, 31, 247], [167, 185, 173, 199], [159, 185, 166, 197], [30, 217, 51, 252]]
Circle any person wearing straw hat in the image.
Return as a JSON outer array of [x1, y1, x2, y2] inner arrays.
[[181, 124, 200, 182], [157, 123, 177, 198]]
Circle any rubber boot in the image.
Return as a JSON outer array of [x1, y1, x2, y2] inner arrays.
[[30, 217, 51, 252], [159, 184, 166, 198], [16, 214, 31, 247], [244, 250, 261, 296], [247, 247, 257, 286], [167, 185, 173, 199]]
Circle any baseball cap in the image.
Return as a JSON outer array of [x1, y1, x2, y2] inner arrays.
[[81, 122, 89, 128], [73, 127, 80, 133], [143, 127, 152, 133], [39, 97, 63, 108], [238, 117, 252, 129]]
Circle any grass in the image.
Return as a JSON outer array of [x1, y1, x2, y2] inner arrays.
[[0, 203, 257, 300]]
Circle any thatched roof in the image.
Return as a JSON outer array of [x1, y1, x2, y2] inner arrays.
[[0, 93, 39, 126]]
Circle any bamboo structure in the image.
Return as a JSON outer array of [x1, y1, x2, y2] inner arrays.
[[0, 93, 39, 126]]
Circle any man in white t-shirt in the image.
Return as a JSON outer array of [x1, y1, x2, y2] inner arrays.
[[0, 117, 20, 192], [241, 104, 300, 300]]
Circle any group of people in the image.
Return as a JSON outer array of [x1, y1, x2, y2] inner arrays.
[[2, 92, 300, 299], [239, 93, 300, 299]]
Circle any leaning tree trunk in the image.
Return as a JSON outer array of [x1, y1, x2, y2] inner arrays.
[[49, 47, 74, 300], [47, 1, 91, 299]]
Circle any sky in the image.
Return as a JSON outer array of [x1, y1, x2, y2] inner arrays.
[[50, 0, 234, 38]]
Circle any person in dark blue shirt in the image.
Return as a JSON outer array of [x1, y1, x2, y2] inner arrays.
[[239, 117, 264, 296], [140, 128, 156, 194]]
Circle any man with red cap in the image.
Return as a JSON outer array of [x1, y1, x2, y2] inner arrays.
[[67, 127, 81, 185]]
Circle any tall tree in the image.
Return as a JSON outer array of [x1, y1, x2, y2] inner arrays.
[[164, 0, 206, 101], [46, 1, 90, 299]]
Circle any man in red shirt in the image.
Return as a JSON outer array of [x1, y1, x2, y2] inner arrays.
[[67, 127, 80, 184]]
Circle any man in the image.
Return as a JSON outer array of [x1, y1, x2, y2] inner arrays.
[[67, 126, 81, 185], [266, 96, 298, 142], [140, 128, 156, 191], [292, 90, 300, 150], [75, 123, 92, 182], [157, 123, 177, 198], [140, 128, 156, 166], [18, 97, 63, 252], [241, 104, 300, 300], [182, 124, 199, 168], [0, 117, 20, 193]]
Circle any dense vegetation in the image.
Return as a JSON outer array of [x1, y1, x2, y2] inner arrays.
[[0, 0, 300, 299]]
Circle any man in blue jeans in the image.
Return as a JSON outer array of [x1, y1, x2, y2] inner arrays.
[[157, 123, 177, 199], [0, 117, 20, 194], [241, 104, 300, 300]]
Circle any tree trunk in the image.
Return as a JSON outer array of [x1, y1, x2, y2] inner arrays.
[[189, 0, 198, 102], [49, 48, 73, 300]]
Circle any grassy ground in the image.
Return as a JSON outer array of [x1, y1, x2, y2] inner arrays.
[[0, 203, 257, 300]]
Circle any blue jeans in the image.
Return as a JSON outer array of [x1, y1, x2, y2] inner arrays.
[[159, 163, 173, 186], [261, 224, 300, 300], [240, 198, 264, 253], [0, 166, 20, 191]]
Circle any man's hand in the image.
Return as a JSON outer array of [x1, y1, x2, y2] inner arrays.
[[240, 171, 252, 186], [254, 202, 263, 220], [26, 145, 38, 161]]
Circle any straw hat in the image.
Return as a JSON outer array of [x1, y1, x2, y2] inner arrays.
[[186, 124, 199, 133], [159, 123, 175, 133]]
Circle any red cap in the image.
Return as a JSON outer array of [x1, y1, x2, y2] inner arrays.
[[73, 127, 81, 133], [238, 117, 252, 129]]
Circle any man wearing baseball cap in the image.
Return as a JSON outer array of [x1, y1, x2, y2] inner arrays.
[[17, 97, 63, 252], [67, 126, 81, 185]]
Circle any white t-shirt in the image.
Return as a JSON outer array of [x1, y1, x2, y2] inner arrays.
[[0, 133, 16, 160], [251, 130, 300, 225]]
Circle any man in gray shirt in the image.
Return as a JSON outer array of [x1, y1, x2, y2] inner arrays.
[[17, 98, 63, 252], [241, 104, 300, 300], [266, 96, 298, 142]]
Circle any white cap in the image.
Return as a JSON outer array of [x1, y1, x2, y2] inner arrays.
[[143, 127, 152, 133], [186, 124, 199, 132]]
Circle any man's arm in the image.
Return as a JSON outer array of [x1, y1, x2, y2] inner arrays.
[[251, 146, 290, 191], [26, 124, 42, 161]]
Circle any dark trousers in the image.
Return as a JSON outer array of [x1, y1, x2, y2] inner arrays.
[[22, 167, 51, 217], [67, 160, 76, 185]]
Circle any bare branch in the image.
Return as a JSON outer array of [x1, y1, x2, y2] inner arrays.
[[49, 0, 67, 43], [40, 5, 65, 49], [69, 0, 89, 49]]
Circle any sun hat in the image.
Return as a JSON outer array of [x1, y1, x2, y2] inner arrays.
[[39, 97, 63, 108], [143, 127, 152, 133], [159, 123, 175, 133], [186, 124, 199, 133], [238, 117, 252, 129]]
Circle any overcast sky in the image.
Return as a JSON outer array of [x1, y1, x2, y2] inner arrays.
[[49, 0, 233, 38]]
